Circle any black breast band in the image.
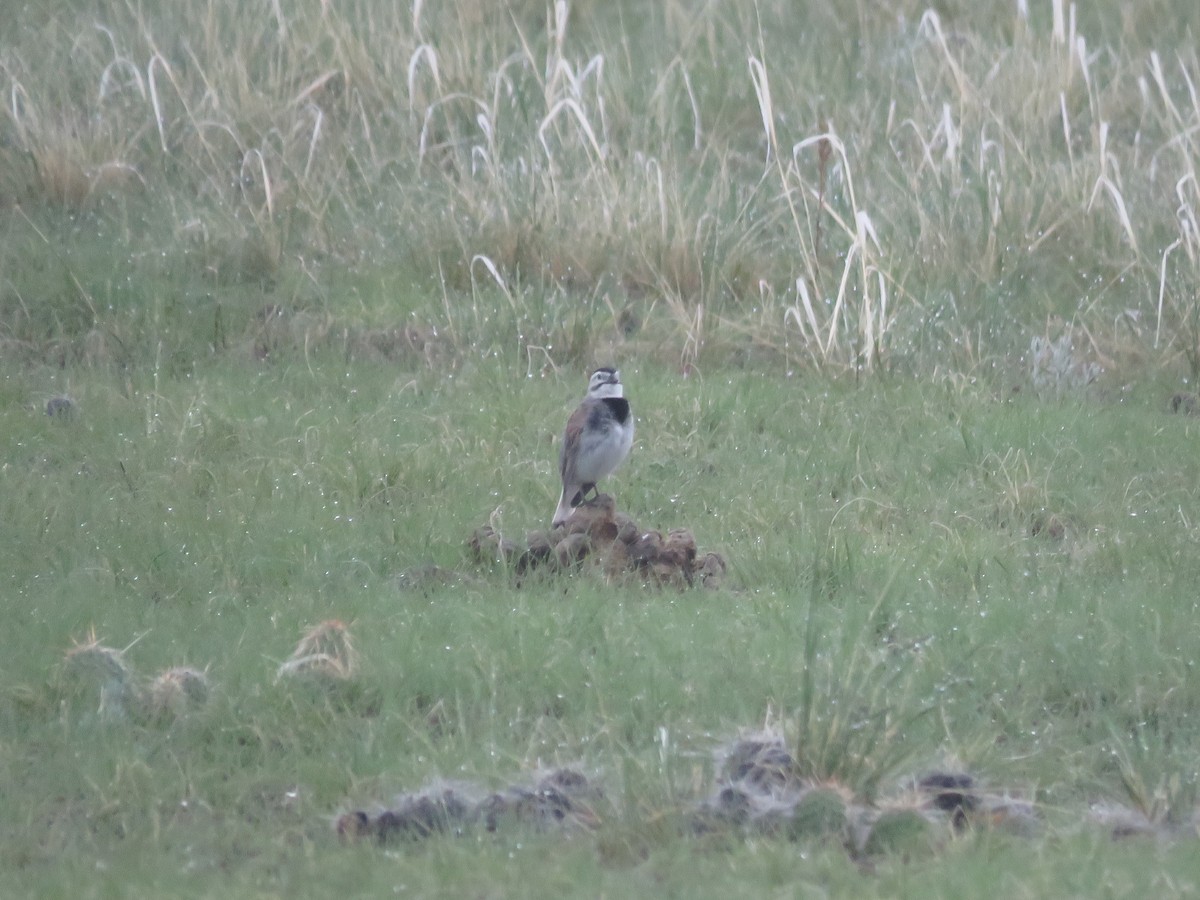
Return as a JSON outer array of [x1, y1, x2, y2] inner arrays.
[[600, 397, 630, 424]]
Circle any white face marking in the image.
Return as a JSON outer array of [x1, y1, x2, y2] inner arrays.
[[587, 368, 623, 399]]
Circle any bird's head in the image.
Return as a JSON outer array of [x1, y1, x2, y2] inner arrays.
[[586, 367, 623, 399]]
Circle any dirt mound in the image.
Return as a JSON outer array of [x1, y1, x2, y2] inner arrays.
[[469, 494, 726, 588]]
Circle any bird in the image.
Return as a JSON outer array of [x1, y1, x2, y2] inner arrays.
[[553, 367, 634, 527]]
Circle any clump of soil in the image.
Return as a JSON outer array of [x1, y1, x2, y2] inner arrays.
[[468, 494, 727, 588], [336, 769, 602, 844], [337, 786, 477, 842]]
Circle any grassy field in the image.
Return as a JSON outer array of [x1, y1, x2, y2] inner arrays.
[[4, 0, 1200, 895]]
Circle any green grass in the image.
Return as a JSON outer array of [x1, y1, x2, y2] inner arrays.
[[4, 0, 1200, 895], [5, 358, 1200, 894]]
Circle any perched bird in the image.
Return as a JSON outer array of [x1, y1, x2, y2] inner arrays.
[[553, 367, 634, 527]]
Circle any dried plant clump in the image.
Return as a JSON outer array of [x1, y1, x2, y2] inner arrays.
[[336, 769, 601, 844], [1029, 511, 1068, 542], [30, 147, 92, 208], [1086, 802, 1171, 840], [61, 632, 210, 722], [338, 786, 478, 842], [860, 808, 938, 858], [693, 731, 854, 843], [349, 323, 446, 366], [722, 733, 803, 794], [45, 396, 75, 418], [143, 667, 210, 719], [468, 495, 726, 589], [63, 631, 131, 683], [62, 631, 137, 719], [693, 733, 1039, 855], [335, 727, 1200, 859], [4, 0, 1199, 378], [245, 306, 447, 367], [277, 620, 358, 681], [480, 768, 603, 832], [468, 525, 522, 566], [907, 770, 1040, 839], [1029, 333, 1102, 395], [1169, 392, 1200, 415], [788, 787, 851, 842], [393, 564, 483, 594], [916, 772, 979, 829]]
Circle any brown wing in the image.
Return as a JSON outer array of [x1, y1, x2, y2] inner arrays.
[[559, 400, 590, 486]]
